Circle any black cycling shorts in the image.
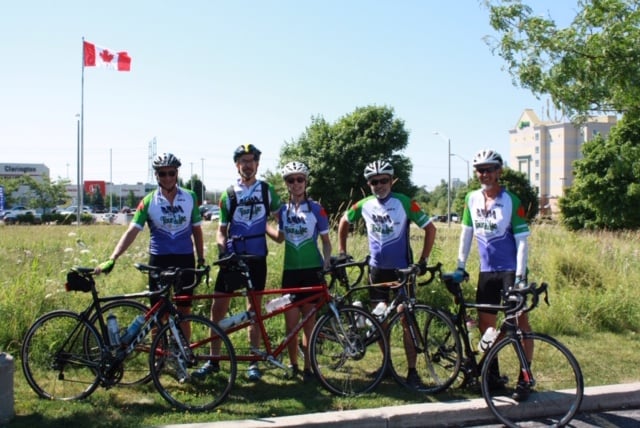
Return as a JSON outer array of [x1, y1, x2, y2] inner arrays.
[[282, 267, 326, 303], [148, 253, 196, 308], [476, 271, 516, 314], [214, 256, 267, 292]]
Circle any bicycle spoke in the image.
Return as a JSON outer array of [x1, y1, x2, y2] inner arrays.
[[150, 314, 236, 411], [482, 333, 584, 427], [21, 310, 102, 400], [310, 306, 388, 396]]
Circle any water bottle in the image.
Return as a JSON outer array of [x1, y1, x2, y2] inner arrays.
[[265, 294, 292, 313], [371, 301, 388, 321], [218, 311, 252, 330], [352, 301, 366, 328], [478, 326, 498, 353], [106, 313, 121, 346], [120, 315, 145, 345]]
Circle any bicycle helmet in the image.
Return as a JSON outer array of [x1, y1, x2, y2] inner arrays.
[[363, 160, 394, 179], [233, 144, 262, 162], [152, 153, 182, 170], [472, 149, 503, 168], [281, 161, 310, 179]]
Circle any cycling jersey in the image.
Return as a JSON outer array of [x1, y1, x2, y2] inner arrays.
[[344, 193, 430, 269], [219, 179, 281, 256], [278, 200, 330, 270], [460, 187, 530, 272], [131, 187, 202, 256]]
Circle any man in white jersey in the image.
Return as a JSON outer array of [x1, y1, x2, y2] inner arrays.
[[456, 148, 532, 401], [338, 160, 436, 389], [96, 152, 205, 340]]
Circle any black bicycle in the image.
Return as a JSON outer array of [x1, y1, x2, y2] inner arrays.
[[20, 263, 237, 412], [428, 267, 584, 427], [327, 256, 459, 393]]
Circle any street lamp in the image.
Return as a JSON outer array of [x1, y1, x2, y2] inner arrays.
[[201, 158, 205, 204], [434, 131, 451, 227], [451, 153, 470, 184]]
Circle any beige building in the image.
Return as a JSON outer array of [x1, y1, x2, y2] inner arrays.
[[509, 109, 617, 214]]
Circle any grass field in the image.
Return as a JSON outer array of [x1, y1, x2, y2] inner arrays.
[[1, 222, 640, 427]]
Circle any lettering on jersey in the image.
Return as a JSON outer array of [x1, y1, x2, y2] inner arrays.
[[285, 213, 309, 236], [238, 204, 264, 217], [370, 213, 394, 234], [160, 205, 188, 226]]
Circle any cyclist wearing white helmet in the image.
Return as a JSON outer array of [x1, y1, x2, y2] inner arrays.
[[271, 161, 332, 381], [338, 159, 436, 389], [96, 152, 205, 339], [457, 148, 532, 401], [193, 144, 281, 382]]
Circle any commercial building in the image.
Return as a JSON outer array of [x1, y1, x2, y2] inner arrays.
[[509, 109, 617, 214]]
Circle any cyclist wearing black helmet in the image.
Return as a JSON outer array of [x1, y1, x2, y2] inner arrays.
[[96, 152, 205, 339], [193, 144, 281, 381]]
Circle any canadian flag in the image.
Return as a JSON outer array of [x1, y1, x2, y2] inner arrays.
[[83, 41, 131, 71]]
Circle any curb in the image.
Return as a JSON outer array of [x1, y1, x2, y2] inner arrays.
[[158, 382, 640, 428]]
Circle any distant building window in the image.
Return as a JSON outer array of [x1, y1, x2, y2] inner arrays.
[[535, 132, 539, 141], [535, 173, 539, 181], [535, 160, 539, 167], [535, 146, 539, 154]]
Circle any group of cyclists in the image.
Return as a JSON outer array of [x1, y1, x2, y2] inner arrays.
[[95, 143, 532, 401]]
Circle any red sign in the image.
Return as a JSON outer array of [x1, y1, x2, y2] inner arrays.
[[84, 180, 106, 196]]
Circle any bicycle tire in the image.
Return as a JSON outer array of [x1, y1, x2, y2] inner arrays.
[[481, 332, 584, 427], [87, 300, 152, 386], [149, 314, 237, 411], [388, 304, 462, 393], [309, 305, 389, 396], [21, 310, 103, 400]]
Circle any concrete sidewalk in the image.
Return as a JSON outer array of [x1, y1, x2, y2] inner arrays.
[[159, 382, 640, 428]]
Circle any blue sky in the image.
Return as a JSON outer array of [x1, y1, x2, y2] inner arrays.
[[1, 1, 576, 192]]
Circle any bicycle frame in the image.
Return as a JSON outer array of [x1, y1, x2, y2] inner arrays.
[[174, 283, 332, 366]]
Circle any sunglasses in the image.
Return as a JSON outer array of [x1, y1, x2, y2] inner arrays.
[[157, 170, 177, 177], [286, 177, 306, 184], [369, 178, 390, 186], [475, 166, 499, 174]]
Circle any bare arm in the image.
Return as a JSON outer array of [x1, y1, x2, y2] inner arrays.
[[109, 224, 141, 261], [192, 224, 205, 262], [216, 223, 228, 256], [419, 221, 436, 262], [337, 215, 351, 254], [320, 232, 332, 270]]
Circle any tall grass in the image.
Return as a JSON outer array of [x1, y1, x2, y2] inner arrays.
[[2, 222, 640, 427]]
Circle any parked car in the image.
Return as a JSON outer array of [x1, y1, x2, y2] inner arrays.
[[59, 205, 92, 215], [199, 204, 219, 220], [3, 209, 42, 224]]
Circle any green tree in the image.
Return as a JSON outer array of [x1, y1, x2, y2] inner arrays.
[[485, 0, 640, 120], [279, 105, 415, 219], [559, 115, 640, 230], [185, 175, 205, 205], [6, 175, 69, 213]]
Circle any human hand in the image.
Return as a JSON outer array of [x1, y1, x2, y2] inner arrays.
[[514, 275, 527, 289], [417, 258, 428, 276], [197, 257, 206, 269], [96, 259, 115, 275], [453, 267, 469, 283]]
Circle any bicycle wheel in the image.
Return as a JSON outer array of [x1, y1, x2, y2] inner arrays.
[[309, 305, 389, 396], [88, 300, 152, 386], [481, 332, 584, 427], [388, 304, 462, 393], [149, 314, 236, 411], [21, 310, 103, 400]]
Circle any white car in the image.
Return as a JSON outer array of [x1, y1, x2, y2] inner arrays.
[[59, 205, 92, 215]]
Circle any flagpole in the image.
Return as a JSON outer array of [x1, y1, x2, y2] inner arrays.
[[79, 37, 86, 225]]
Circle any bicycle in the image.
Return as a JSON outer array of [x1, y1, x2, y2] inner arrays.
[[331, 256, 460, 392], [21, 263, 237, 412], [427, 267, 584, 427], [178, 253, 390, 397]]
